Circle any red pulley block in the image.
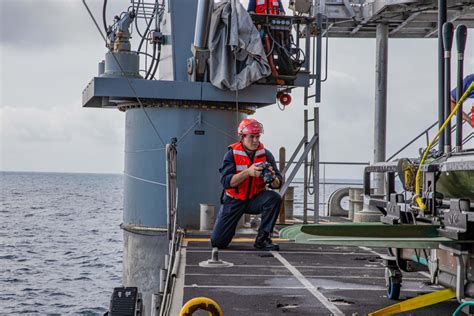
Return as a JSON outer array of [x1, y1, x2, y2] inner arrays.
[[278, 93, 292, 106]]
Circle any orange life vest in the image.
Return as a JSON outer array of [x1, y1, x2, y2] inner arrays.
[[225, 142, 267, 200], [255, 0, 280, 15]]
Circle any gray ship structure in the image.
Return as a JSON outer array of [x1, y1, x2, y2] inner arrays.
[[81, 0, 474, 314]]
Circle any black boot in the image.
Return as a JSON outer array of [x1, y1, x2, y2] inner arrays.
[[254, 231, 279, 251]]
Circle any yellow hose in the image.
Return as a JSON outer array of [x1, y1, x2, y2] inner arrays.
[[415, 82, 474, 210], [179, 297, 222, 316]]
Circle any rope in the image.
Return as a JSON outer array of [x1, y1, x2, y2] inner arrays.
[[123, 115, 215, 153], [123, 172, 166, 186], [125, 147, 166, 153], [414, 82, 474, 210], [202, 120, 239, 141], [177, 120, 200, 144], [83, 0, 108, 43]]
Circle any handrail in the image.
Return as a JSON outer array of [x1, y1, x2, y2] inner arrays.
[[281, 137, 305, 177], [278, 160, 369, 166], [387, 112, 472, 162], [280, 134, 318, 196], [432, 117, 471, 148], [386, 121, 437, 162], [462, 132, 474, 145]]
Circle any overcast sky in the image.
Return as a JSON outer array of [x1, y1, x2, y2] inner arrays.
[[1, 0, 473, 179]]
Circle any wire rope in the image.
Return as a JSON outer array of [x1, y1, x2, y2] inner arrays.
[[82, 0, 166, 146]]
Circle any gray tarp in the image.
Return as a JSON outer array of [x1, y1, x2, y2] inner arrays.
[[208, 0, 271, 91]]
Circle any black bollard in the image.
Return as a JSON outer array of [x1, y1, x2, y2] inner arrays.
[[437, 0, 447, 154], [442, 22, 454, 153], [455, 25, 468, 151]]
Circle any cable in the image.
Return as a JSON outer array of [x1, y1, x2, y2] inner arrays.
[[123, 172, 166, 186], [137, 0, 159, 54], [276, 97, 285, 111], [125, 147, 166, 153], [133, 1, 145, 39], [266, 26, 305, 76], [136, 50, 154, 59], [150, 43, 162, 80], [83, 0, 108, 43], [202, 120, 239, 141], [102, 0, 108, 36], [145, 42, 157, 79], [176, 119, 199, 144], [82, 0, 166, 146], [414, 82, 474, 210]]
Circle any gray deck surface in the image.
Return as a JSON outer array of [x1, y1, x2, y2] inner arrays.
[[182, 239, 465, 315]]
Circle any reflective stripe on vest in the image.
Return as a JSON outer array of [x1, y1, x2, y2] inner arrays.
[[236, 165, 248, 171], [225, 142, 267, 200], [255, 149, 265, 156], [233, 150, 248, 157]]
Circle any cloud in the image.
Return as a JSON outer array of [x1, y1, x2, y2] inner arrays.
[[1, 103, 124, 144], [0, 0, 125, 49], [1, 0, 473, 175]]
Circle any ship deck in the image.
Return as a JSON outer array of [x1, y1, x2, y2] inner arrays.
[[170, 227, 463, 315]]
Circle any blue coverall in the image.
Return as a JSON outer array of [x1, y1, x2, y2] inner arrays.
[[211, 148, 283, 249], [451, 74, 474, 101]]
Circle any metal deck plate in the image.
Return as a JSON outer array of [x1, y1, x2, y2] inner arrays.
[[179, 240, 461, 315]]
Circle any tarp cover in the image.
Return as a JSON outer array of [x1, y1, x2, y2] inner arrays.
[[209, 0, 271, 91]]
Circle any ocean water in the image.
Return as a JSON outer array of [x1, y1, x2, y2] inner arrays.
[[0, 172, 123, 314], [0, 171, 360, 314]]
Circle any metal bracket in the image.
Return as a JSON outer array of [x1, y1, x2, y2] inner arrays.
[[439, 199, 472, 240], [189, 45, 210, 82], [440, 244, 469, 302]]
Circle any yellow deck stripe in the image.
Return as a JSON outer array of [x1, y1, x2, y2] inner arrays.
[[368, 288, 456, 315]]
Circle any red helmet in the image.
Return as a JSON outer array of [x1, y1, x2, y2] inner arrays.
[[238, 119, 264, 135]]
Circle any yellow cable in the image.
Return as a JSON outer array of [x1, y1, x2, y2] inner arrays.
[[415, 82, 474, 210]]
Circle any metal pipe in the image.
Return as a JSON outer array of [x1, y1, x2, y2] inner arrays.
[[313, 107, 320, 223], [322, 164, 326, 215], [373, 23, 388, 195], [279, 161, 369, 166], [438, 0, 447, 153], [279, 147, 286, 224], [193, 0, 213, 49], [303, 109, 308, 223], [455, 25, 468, 151], [279, 134, 318, 196], [315, 14, 323, 102], [442, 22, 454, 153], [455, 253, 466, 302], [281, 138, 306, 176]]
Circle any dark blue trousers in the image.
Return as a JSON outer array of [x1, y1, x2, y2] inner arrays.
[[211, 190, 281, 249]]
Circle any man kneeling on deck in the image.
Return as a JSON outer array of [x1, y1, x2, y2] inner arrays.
[[211, 118, 283, 251]]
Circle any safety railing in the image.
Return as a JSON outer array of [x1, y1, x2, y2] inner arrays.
[[279, 108, 319, 223], [387, 112, 472, 162], [160, 142, 184, 316], [279, 161, 368, 215]]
